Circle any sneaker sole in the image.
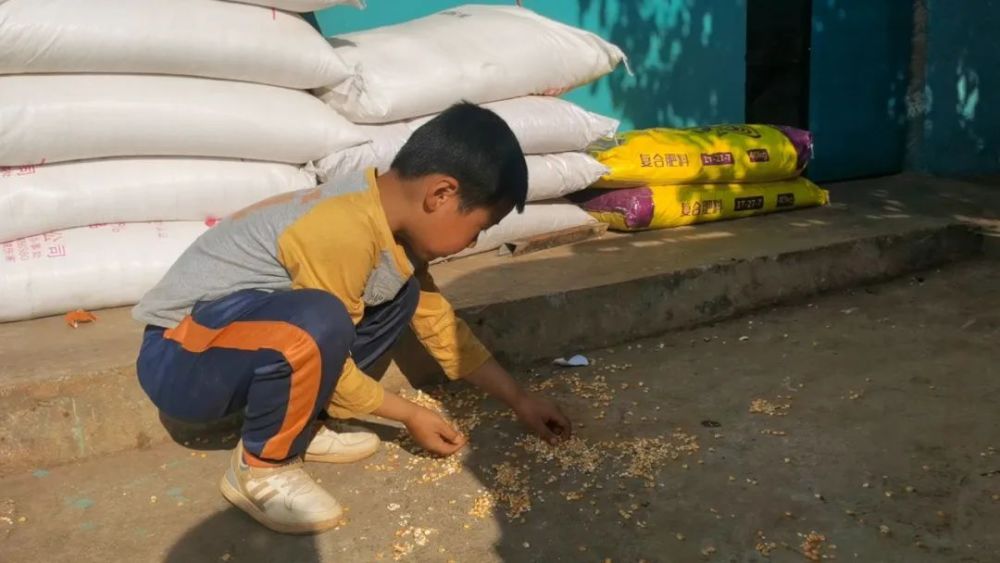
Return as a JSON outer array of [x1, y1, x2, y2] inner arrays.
[[302, 440, 381, 464], [219, 473, 343, 535]]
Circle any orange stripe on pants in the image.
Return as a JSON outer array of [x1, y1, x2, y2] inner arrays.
[[164, 316, 322, 460]]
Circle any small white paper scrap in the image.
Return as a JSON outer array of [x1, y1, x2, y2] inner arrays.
[[552, 354, 590, 367]]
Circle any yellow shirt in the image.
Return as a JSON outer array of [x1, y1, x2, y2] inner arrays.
[[275, 170, 491, 417]]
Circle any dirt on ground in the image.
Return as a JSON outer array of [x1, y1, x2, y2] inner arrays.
[[1, 259, 998, 563]]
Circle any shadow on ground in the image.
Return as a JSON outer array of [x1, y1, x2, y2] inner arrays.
[[164, 507, 321, 563]]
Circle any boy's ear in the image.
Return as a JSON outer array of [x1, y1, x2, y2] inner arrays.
[[424, 175, 460, 212]]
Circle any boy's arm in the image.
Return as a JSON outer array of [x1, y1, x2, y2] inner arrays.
[[410, 268, 572, 443], [277, 208, 465, 455], [408, 268, 492, 380], [277, 219, 385, 419]]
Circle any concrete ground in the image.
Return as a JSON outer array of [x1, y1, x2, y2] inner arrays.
[[1, 259, 998, 563]]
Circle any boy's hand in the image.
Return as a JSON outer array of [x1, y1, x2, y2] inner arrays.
[[463, 358, 572, 446], [512, 391, 572, 445], [403, 406, 467, 456]]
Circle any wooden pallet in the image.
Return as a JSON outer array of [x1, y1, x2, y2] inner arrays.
[[498, 222, 609, 257]]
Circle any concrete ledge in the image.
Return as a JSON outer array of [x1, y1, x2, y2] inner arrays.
[[0, 173, 993, 475], [464, 223, 981, 361]]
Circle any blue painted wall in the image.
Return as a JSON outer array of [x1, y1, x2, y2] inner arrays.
[[807, 0, 913, 182], [314, 0, 747, 130], [316, 2, 1000, 180], [920, 0, 999, 176]]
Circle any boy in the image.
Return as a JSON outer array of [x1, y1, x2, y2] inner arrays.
[[133, 103, 571, 534]]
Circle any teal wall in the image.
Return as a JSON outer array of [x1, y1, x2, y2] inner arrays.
[[316, 2, 1000, 181], [920, 0, 999, 176], [314, 0, 747, 130], [804, 0, 1000, 180], [807, 0, 913, 182]]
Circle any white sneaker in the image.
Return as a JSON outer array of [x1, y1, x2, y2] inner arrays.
[[303, 423, 381, 464], [219, 442, 343, 534]]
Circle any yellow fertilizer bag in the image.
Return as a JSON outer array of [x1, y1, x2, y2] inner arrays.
[[571, 177, 829, 231], [590, 124, 813, 187]]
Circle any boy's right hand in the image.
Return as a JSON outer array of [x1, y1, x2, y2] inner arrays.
[[403, 406, 467, 456]]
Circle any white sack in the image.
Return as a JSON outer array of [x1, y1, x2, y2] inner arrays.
[[406, 97, 620, 155], [0, 74, 367, 166], [450, 202, 597, 259], [316, 97, 615, 200], [317, 97, 617, 180], [0, 222, 208, 322], [225, 0, 363, 12], [525, 153, 608, 201], [316, 5, 626, 122], [0, 159, 316, 242], [319, 149, 603, 203], [0, 0, 350, 89], [316, 123, 410, 181]]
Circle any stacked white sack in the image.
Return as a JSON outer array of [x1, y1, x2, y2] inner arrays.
[[315, 4, 626, 123], [0, 75, 362, 166], [0, 0, 362, 320], [0, 0, 351, 87], [0, 159, 316, 243], [0, 223, 209, 322]]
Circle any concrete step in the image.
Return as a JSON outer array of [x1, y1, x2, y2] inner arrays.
[[1, 173, 996, 475]]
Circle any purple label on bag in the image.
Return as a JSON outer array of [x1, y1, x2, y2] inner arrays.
[[774, 125, 814, 170], [701, 152, 734, 166], [747, 149, 770, 163], [571, 187, 655, 230]]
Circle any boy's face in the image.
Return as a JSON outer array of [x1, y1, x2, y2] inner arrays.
[[404, 177, 512, 262]]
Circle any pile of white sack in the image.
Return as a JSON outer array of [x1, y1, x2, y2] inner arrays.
[[314, 4, 626, 259], [0, 0, 364, 322], [0, 2, 625, 323]]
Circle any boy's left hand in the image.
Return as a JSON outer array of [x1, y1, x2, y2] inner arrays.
[[512, 391, 572, 445]]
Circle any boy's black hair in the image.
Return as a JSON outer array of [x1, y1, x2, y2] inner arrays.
[[391, 102, 528, 213]]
